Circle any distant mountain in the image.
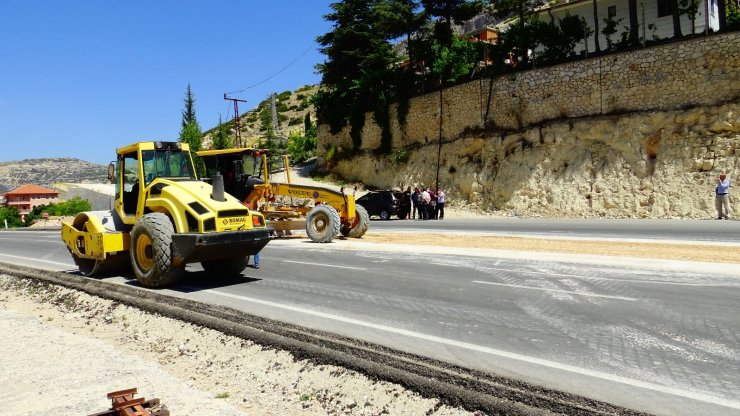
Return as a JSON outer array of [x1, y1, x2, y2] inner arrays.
[[0, 158, 107, 190]]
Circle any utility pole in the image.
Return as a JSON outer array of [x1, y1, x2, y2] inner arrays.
[[270, 93, 281, 138], [224, 94, 247, 147], [436, 81, 443, 192]]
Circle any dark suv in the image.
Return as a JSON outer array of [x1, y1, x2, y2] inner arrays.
[[356, 190, 403, 220]]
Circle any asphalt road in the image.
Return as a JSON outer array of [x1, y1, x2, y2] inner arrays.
[[1, 226, 739, 416], [369, 217, 740, 243]]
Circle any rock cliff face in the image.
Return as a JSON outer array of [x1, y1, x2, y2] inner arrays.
[[0, 158, 107, 190], [329, 104, 738, 218]]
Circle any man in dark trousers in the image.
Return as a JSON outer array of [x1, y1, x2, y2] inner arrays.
[[411, 188, 420, 219], [401, 186, 412, 219]]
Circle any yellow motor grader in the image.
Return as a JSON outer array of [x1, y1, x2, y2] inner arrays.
[[196, 148, 369, 243], [62, 141, 271, 288]]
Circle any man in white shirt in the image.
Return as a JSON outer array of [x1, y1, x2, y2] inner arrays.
[[716, 172, 731, 219], [436, 189, 446, 220], [421, 188, 431, 220]]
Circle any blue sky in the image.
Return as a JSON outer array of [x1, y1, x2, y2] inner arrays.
[[0, 1, 333, 164]]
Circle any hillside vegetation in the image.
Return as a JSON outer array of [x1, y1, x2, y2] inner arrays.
[[202, 85, 318, 149]]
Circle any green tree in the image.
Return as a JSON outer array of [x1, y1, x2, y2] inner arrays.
[[286, 114, 318, 163], [181, 83, 197, 129], [180, 121, 203, 153], [316, 0, 401, 146], [430, 36, 478, 83], [58, 196, 92, 215], [601, 15, 624, 49], [422, 0, 482, 47], [678, 0, 701, 34], [373, 0, 426, 63], [211, 116, 232, 150], [491, 0, 546, 63], [0, 206, 23, 228], [179, 84, 203, 152]]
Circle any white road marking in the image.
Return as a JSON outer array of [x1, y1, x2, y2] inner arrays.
[[492, 267, 740, 287], [281, 260, 367, 271], [201, 288, 740, 411], [0, 253, 73, 267], [472, 280, 637, 301]]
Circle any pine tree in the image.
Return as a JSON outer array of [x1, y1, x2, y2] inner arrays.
[[422, 0, 482, 47], [211, 116, 231, 150], [179, 84, 203, 152], [181, 83, 197, 129]]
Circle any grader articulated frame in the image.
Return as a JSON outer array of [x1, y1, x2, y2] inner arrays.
[[197, 148, 369, 243]]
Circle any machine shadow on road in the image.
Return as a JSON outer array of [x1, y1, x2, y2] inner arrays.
[[167, 270, 262, 293], [65, 269, 262, 292]]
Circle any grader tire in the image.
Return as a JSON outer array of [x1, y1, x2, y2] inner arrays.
[[306, 205, 340, 243], [130, 213, 184, 288], [202, 257, 249, 277], [341, 205, 369, 238]]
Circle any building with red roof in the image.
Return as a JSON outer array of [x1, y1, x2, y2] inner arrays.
[[3, 184, 59, 215]]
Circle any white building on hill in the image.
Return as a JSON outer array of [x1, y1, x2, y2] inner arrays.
[[537, 0, 721, 53]]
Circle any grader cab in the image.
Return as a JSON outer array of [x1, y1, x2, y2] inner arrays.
[[196, 148, 369, 243], [62, 141, 271, 288]]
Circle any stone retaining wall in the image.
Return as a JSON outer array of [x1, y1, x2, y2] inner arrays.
[[319, 32, 738, 154]]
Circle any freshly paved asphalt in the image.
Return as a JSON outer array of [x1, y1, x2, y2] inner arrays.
[[1, 222, 739, 416]]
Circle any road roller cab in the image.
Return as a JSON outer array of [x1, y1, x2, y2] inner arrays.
[[62, 141, 271, 288]]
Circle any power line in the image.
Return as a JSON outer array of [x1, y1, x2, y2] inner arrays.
[[225, 44, 315, 95]]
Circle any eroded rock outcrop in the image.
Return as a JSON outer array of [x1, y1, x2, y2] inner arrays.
[[330, 104, 738, 218]]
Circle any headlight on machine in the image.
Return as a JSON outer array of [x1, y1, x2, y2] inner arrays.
[[252, 215, 265, 227]]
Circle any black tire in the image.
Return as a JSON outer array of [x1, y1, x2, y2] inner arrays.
[[70, 249, 128, 277], [341, 205, 369, 238], [130, 213, 184, 288], [71, 250, 102, 276], [201, 257, 249, 276], [306, 205, 340, 243], [379, 210, 390, 221], [397, 208, 408, 220]]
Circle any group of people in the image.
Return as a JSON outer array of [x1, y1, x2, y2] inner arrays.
[[399, 186, 446, 220]]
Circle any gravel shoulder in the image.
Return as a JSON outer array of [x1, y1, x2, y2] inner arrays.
[[0, 275, 478, 416]]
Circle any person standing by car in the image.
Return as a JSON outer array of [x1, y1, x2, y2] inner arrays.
[[421, 187, 431, 220], [401, 186, 412, 219], [428, 188, 437, 219], [436, 188, 446, 220], [716, 172, 731, 219], [411, 188, 420, 219]]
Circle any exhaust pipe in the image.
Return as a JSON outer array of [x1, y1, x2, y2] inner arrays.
[[211, 173, 225, 202]]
